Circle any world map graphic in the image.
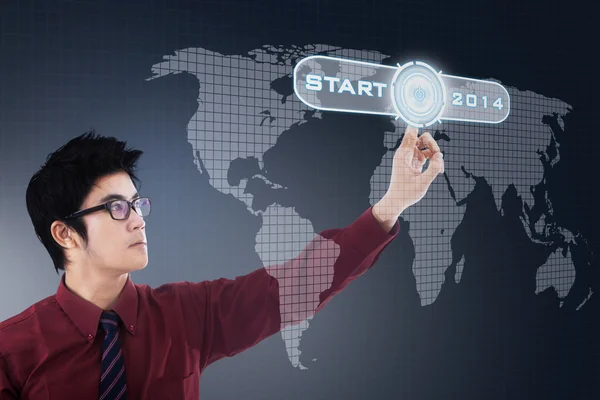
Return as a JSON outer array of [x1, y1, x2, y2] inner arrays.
[[147, 44, 582, 369]]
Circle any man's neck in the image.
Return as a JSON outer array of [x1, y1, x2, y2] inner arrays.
[[63, 269, 129, 311]]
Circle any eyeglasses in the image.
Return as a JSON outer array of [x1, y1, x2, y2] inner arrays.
[[64, 197, 152, 221]]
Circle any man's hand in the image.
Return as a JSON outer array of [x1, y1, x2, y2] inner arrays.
[[372, 125, 445, 231]]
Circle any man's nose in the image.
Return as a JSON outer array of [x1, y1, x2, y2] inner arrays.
[[129, 208, 145, 229]]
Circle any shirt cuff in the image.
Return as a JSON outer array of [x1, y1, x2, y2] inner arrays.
[[343, 205, 400, 257]]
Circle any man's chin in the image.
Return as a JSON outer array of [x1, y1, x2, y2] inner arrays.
[[129, 260, 148, 272], [117, 260, 148, 275]]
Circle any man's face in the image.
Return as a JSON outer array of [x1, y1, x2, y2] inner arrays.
[[67, 171, 148, 276]]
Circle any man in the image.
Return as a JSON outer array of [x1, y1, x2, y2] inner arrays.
[[0, 125, 443, 399]]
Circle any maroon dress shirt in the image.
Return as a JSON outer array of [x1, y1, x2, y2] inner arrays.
[[0, 206, 399, 399]]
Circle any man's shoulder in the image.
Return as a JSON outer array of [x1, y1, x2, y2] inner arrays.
[[138, 279, 209, 304], [0, 295, 57, 337], [141, 279, 199, 297]]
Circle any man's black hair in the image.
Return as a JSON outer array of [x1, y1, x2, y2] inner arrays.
[[25, 130, 143, 274]]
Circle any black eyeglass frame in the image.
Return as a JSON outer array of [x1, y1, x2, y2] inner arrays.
[[63, 197, 152, 221]]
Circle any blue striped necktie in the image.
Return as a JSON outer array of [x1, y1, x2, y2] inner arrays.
[[99, 310, 127, 400]]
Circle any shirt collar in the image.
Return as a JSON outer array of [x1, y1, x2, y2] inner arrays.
[[56, 273, 139, 340]]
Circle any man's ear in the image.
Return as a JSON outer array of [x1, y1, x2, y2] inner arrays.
[[51, 221, 74, 249]]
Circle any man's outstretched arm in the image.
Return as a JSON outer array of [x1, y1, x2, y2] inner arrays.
[[190, 203, 401, 370]]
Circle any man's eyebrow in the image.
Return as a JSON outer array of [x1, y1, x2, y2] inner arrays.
[[98, 192, 140, 204]]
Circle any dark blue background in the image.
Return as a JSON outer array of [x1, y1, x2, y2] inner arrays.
[[0, 1, 595, 399]]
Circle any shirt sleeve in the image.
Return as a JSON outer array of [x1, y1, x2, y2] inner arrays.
[[188, 206, 400, 369], [0, 349, 17, 399]]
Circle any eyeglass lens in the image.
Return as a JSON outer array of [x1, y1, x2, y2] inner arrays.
[[110, 198, 151, 219]]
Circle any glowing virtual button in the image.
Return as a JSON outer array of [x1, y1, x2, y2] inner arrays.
[[414, 86, 425, 101], [391, 61, 446, 127]]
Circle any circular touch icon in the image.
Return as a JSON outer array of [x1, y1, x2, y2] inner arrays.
[[391, 61, 446, 127], [414, 86, 425, 101]]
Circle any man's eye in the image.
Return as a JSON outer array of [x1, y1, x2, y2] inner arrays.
[[111, 203, 123, 211]]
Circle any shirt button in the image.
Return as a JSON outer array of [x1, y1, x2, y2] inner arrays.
[[87, 334, 94, 340], [128, 325, 134, 331]]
